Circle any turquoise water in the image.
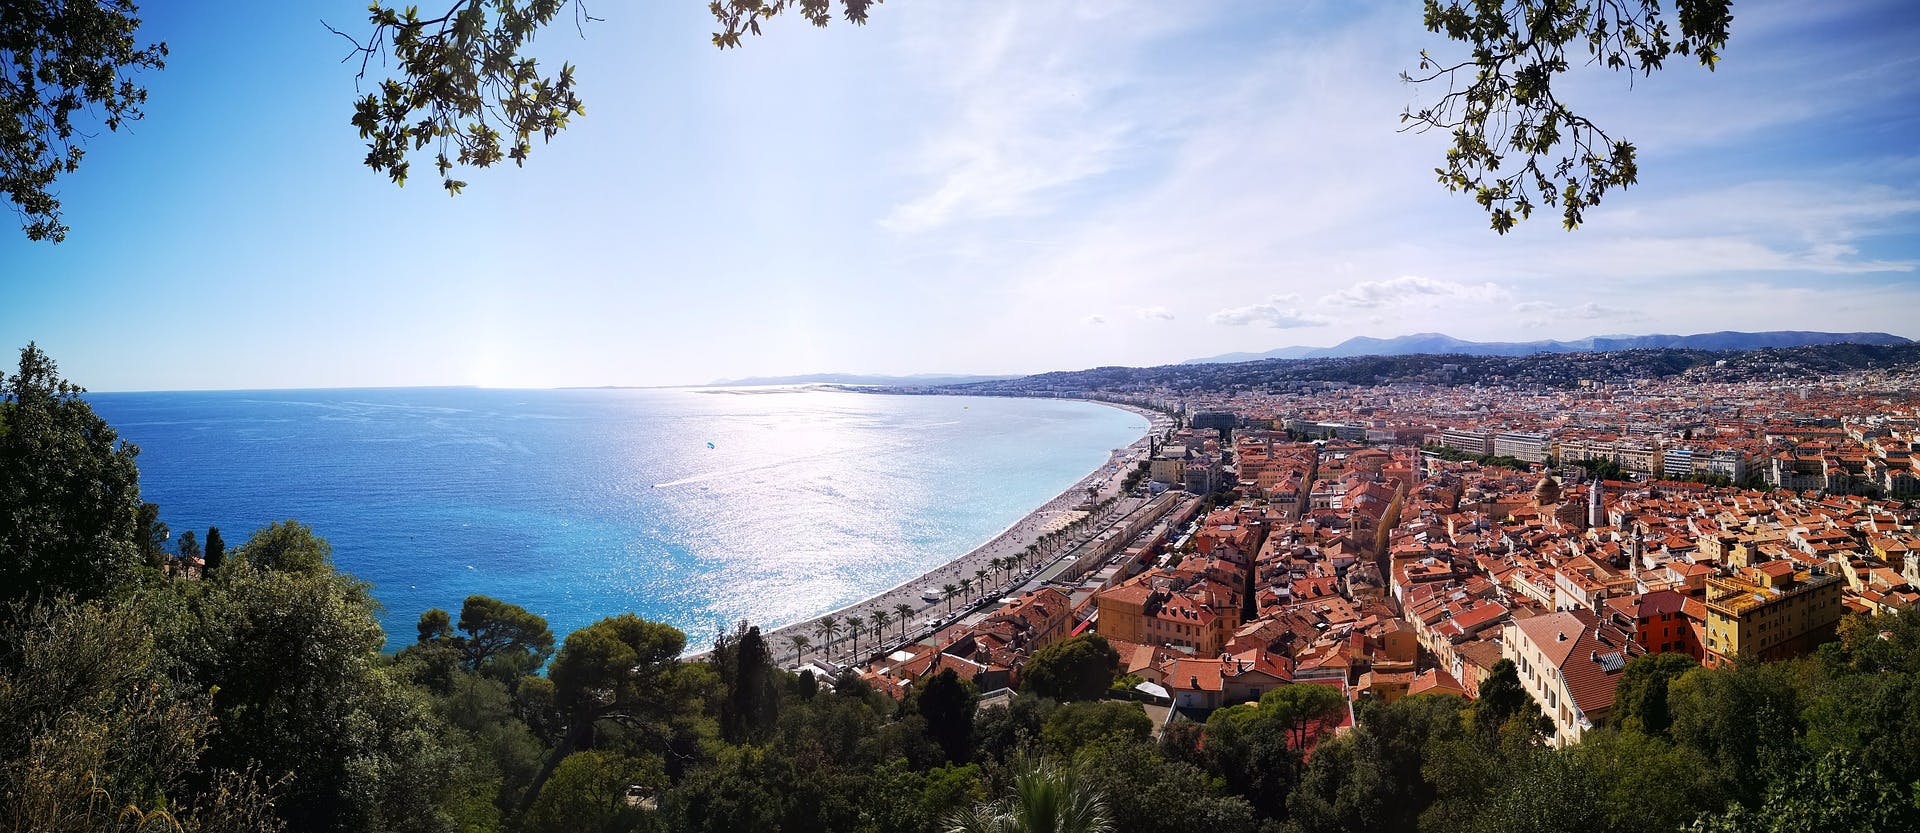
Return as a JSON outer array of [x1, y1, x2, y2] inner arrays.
[[87, 387, 1147, 648]]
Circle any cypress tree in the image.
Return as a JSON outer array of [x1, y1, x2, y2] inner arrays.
[[204, 526, 225, 573]]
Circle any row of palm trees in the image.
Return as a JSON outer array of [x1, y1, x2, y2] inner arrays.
[[784, 493, 1130, 667]]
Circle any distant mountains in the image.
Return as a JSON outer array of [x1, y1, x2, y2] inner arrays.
[[706, 372, 1021, 387], [1183, 331, 1912, 364]]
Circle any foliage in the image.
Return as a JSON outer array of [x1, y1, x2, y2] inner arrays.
[[0, 0, 167, 241], [711, 620, 780, 744], [1406, 0, 1733, 232], [204, 526, 226, 574], [1040, 701, 1151, 756], [329, 1, 589, 195], [0, 344, 144, 606], [521, 750, 663, 833], [235, 519, 333, 574], [918, 668, 979, 764], [708, 0, 881, 49], [1020, 634, 1120, 703], [457, 594, 557, 686], [1610, 652, 1697, 737], [946, 756, 1112, 833]]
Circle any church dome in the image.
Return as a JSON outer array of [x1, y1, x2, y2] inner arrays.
[[1534, 474, 1563, 506]]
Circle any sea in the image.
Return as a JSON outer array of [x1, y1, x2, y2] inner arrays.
[[87, 387, 1149, 649]]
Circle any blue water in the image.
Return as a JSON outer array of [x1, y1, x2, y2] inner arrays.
[[87, 387, 1147, 649]]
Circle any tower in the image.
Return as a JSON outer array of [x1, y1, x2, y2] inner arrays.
[[1588, 480, 1606, 530]]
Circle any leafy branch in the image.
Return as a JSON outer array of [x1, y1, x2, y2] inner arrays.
[[325, 0, 597, 195], [1402, 0, 1732, 233], [708, 0, 881, 49], [0, 0, 167, 242]]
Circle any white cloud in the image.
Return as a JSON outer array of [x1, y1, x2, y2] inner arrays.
[[1320, 276, 1510, 309], [1083, 314, 1107, 325], [1138, 306, 1175, 321], [1209, 296, 1330, 329]]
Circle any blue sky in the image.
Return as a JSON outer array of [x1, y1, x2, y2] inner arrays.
[[3, 0, 1917, 390]]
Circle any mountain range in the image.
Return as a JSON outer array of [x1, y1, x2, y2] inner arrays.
[[1183, 331, 1912, 364]]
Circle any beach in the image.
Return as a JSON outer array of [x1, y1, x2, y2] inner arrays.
[[756, 398, 1171, 667]]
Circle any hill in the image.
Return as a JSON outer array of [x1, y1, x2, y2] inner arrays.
[[1183, 330, 1911, 364]]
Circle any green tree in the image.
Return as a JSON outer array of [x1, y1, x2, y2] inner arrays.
[[0, 344, 144, 605], [180, 559, 465, 832], [136, 500, 168, 568], [1666, 661, 1805, 807], [918, 668, 978, 764], [203, 525, 226, 574], [1691, 747, 1920, 833], [1020, 634, 1120, 703], [529, 613, 687, 812], [0, 1, 168, 240], [521, 750, 665, 833], [458, 593, 556, 685], [1040, 701, 1152, 756], [1471, 659, 1550, 740], [789, 633, 811, 665], [0, 598, 281, 832], [1073, 741, 1255, 833], [235, 519, 332, 573], [1610, 652, 1699, 738], [710, 621, 779, 745], [176, 528, 201, 563]]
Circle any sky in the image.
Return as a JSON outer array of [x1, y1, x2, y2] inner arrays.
[[3, 0, 1918, 391]]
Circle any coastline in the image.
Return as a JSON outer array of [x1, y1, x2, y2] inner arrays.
[[751, 395, 1170, 666]]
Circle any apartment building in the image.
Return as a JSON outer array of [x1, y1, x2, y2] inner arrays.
[[1702, 561, 1844, 668]]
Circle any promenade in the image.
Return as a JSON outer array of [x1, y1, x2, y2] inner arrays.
[[757, 400, 1172, 669]]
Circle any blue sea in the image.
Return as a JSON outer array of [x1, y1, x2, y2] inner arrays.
[[87, 387, 1147, 649]]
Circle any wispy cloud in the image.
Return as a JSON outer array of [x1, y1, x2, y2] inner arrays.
[[1320, 276, 1509, 309], [1138, 306, 1175, 321], [879, 3, 1197, 233], [1210, 295, 1330, 328], [1515, 300, 1644, 328], [1083, 314, 1107, 325]]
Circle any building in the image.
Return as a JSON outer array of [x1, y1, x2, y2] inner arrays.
[[1494, 431, 1551, 464], [1150, 448, 1188, 485], [1663, 447, 1696, 480], [1440, 428, 1494, 456], [1191, 411, 1239, 431], [1702, 562, 1844, 668], [1504, 610, 1645, 747]]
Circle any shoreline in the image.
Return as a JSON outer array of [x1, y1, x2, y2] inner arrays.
[[749, 395, 1171, 666]]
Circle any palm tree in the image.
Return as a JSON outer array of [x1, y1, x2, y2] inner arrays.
[[790, 634, 811, 666], [814, 616, 838, 657], [945, 757, 1112, 833], [845, 615, 865, 657], [870, 609, 890, 645], [894, 603, 914, 639], [959, 578, 973, 602], [943, 583, 959, 614]]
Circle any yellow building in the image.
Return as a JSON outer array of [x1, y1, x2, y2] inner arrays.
[[1702, 561, 1844, 668], [1095, 580, 1233, 655]]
